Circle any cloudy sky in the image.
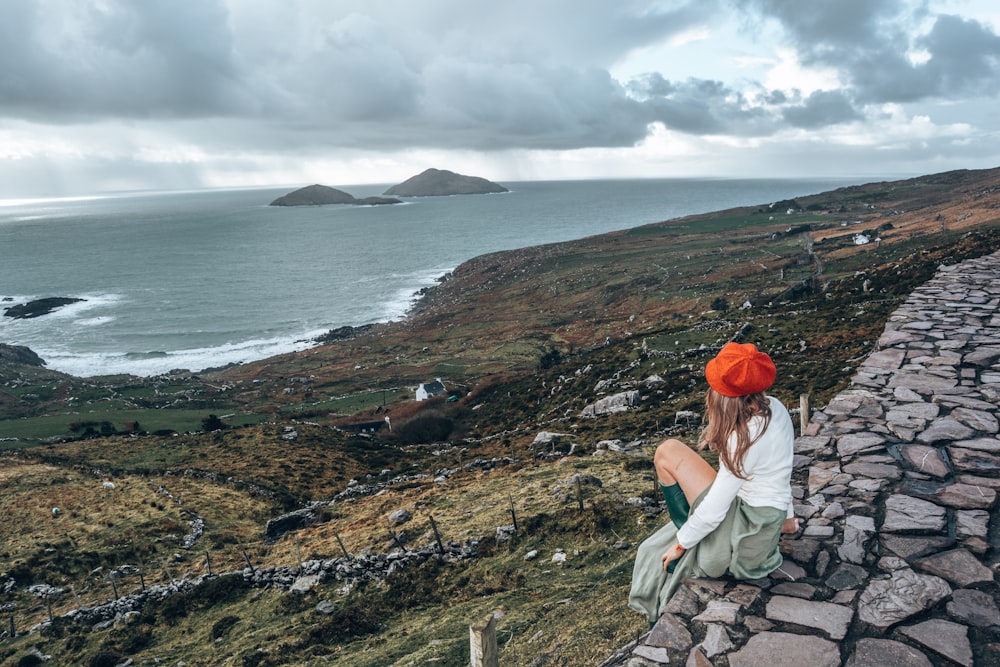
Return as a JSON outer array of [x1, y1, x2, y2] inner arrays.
[[2, 0, 999, 199]]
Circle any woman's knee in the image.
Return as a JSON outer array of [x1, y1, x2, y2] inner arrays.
[[653, 438, 687, 473]]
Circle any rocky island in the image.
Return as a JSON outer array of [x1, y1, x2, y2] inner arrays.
[[269, 184, 401, 207], [383, 168, 508, 196], [3, 296, 84, 319]]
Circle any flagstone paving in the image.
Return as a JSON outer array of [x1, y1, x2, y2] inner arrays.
[[611, 250, 1000, 666]]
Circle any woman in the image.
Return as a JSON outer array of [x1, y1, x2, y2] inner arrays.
[[628, 342, 798, 623]]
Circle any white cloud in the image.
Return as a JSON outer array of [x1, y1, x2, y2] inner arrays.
[[0, 0, 998, 197]]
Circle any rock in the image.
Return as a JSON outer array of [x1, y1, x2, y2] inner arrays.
[[825, 563, 869, 591], [700, 624, 733, 658], [947, 446, 1000, 472], [880, 535, 955, 560], [842, 461, 901, 480], [947, 588, 1000, 628], [314, 600, 337, 615], [770, 560, 807, 581], [765, 596, 853, 639], [898, 445, 950, 477], [531, 431, 572, 446], [950, 407, 999, 433], [838, 516, 876, 564], [270, 184, 401, 206], [857, 569, 951, 628], [289, 574, 320, 593], [632, 644, 670, 663], [913, 548, 995, 587], [724, 584, 762, 607], [808, 464, 840, 494], [845, 638, 932, 667], [902, 479, 997, 509], [836, 433, 886, 457], [0, 343, 46, 367], [881, 494, 946, 532], [388, 509, 412, 525], [728, 632, 840, 667], [952, 436, 1000, 452], [692, 600, 740, 624], [916, 418, 974, 443], [769, 582, 815, 598], [648, 613, 692, 651], [663, 585, 701, 617], [685, 648, 712, 667], [581, 390, 641, 416], [383, 168, 508, 196], [3, 297, 84, 319], [898, 619, 973, 667], [955, 509, 990, 538]]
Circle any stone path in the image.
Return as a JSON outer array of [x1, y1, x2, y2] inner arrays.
[[616, 251, 1000, 666]]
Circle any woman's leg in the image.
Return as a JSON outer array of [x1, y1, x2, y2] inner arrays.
[[653, 438, 717, 507]]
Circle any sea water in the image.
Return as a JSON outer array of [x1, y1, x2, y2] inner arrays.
[[0, 177, 866, 377]]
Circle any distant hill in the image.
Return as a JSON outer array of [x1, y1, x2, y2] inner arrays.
[[383, 168, 508, 196], [270, 184, 401, 206]]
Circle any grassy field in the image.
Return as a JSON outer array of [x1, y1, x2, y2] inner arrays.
[[1, 168, 999, 665]]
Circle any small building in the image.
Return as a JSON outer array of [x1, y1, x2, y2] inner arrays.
[[415, 378, 447, 401]]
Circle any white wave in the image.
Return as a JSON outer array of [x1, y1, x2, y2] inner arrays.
[[378, 265, 456, 322], [76, 316, 116, 326], [37, 332, 324, 378]]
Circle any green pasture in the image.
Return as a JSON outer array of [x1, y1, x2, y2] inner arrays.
[[0, 408, 268, 445]]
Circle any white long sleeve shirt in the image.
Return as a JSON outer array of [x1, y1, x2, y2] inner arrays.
[[676, 396, 794, 549]]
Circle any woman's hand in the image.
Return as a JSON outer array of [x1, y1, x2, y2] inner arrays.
[[660, 543, 686, 571]]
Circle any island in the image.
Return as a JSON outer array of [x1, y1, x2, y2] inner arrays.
[[383, 168, 509, 196], [3, 297, 85, 319], [269, 184, 401, 207]]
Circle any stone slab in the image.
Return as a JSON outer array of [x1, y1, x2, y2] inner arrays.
[[765, 595, 853, 639], [728, 632, 840, 667]]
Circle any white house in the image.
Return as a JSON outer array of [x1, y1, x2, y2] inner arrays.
[[415, 378, 447, 401]]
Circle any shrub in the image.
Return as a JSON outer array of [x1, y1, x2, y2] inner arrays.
[[201, 414, 226, 431], [212, 615, 240, 639], [394, 411, 454, 444], [710, 297, 729, 312], [538, 347, 563, 370]]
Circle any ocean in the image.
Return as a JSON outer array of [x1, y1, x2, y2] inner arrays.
[[1, 177, 867, 377]]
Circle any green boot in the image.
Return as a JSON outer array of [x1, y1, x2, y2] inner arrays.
[[660, 482, 690, 530], [660, 483, 690, 574]]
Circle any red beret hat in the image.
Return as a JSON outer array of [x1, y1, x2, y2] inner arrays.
[[705, 342, 776, 397]]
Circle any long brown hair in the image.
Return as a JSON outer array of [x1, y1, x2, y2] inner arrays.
[[699, 388, 771, 480]]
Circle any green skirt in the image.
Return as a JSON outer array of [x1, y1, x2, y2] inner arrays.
[[627, 486, 786, 622]]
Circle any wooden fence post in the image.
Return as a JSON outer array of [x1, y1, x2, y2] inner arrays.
[[240, 546, 255, 574], [469, 613, 498, 667], [799, 394, 810, 434], [336, 533, 351, 560], [508, 495, 518, 532], [428, 515, 445, 559]]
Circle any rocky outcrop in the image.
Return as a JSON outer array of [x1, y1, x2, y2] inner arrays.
[[608, 250, 1000, 667], [3, 297, 84, 319], [269, 184, 401, 206], [0, 344, 46, 367], [383, 168, 508, 196]]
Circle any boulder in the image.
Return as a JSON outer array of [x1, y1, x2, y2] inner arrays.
[[0, 343, 46, 367]]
